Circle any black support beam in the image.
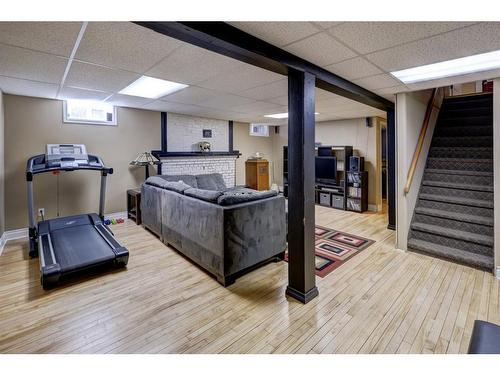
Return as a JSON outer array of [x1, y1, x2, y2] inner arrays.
[[228, 120, 234, 152], [286, 69, 318, 304], [386, 109, 396, 230], [134, 22, 394, 112]]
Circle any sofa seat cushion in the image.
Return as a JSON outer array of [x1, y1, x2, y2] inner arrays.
[[184, 188, 223, 203], [217, 188, 277, 206], [145, 177, 192, 193], [155, 174, 198, 188], [196, 173, 227, 191]]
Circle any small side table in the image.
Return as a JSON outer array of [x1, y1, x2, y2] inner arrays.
[[127, 188, 142, 225]]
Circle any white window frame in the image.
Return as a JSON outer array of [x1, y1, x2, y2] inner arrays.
[[63, 100, 117, 126], [249, 123, 269, 137]]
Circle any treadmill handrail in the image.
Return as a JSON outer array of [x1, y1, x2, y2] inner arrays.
[[26, 154, 113, 180]]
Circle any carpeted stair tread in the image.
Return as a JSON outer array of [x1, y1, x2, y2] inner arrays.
[[424, 169, 493, 177], [414, 206, 494, 226], [427, 157, 492, 164], [428, 147, 492, 159], [419, 193, 493, 208], [408, 238, 493, 270], [422, 180, 493, 192], [410, 222, 493, 246]]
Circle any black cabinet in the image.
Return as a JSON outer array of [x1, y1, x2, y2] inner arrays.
[[346, 171, 368, 212]]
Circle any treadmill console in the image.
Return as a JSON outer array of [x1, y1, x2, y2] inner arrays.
[[46, 144, 89, 169]]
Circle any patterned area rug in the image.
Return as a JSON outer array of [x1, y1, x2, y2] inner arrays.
[[285, 225, 375, 278]]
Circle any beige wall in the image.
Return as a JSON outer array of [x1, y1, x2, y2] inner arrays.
[[233, 122, 274, 186], [0, 91, 4, 237], [396, 88, 444, 251], [271, 118, 381, 208], [4, 95, 160, 231]]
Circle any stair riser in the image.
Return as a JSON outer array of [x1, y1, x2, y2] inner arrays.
[[428, 147, 492, 159], [443, 98, 492, 110], [417, 199, 494, 219], [409, 230, 493, 257], [423, 172, 492, 186], [413, 213, 493, 237], [434, 126, 492, 137], [439, 117, 492, 127], [440, 107, 492, 119], [420, 186, 493, 202], [432, 137, 492, 147], [426, 159, 493, 172]]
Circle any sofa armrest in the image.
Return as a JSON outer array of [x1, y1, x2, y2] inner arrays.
[[222, 195, 286, 276], [141, 183, 163, 237]]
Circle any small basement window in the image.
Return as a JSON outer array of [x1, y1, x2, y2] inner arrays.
[[63, 100, 117, 126], [249, 124, 269, 137]]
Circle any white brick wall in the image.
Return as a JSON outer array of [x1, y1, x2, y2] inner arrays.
[[161, 156, 237, 188], [167, 113, 229, 152]]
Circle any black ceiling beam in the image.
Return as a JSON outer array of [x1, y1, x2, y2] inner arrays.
[[134, 22, 394, 112]]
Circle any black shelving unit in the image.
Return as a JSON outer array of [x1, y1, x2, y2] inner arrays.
[[346, 171, 368, 212], [283, 145, 354, 211]]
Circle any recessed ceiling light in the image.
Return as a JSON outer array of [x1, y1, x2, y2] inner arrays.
[[119, 76, 188, 99], [264, 112, 320, 119], [391, 50, 500, 84]]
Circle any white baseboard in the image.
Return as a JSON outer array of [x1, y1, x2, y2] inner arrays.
[[495, 267, 500, 280], [0, 211, 128, 255], [368, 204, 378, 212]]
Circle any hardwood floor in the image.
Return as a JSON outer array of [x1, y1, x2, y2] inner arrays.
[[0, 205, 498, 353]]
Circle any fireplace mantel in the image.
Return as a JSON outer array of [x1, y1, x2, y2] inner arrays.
[[152, 150, 241, 158]]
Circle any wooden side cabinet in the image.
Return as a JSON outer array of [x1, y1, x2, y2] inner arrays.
[[245, 159, 270, 191], [127, 188, 142, 225]]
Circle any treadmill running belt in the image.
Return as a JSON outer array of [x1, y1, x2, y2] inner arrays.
[[50, 225, 116, 272]]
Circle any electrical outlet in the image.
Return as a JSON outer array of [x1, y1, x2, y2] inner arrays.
[[38, 208, 45, 218]]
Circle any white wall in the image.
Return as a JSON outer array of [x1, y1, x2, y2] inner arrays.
[[396, 88, 444, 251]]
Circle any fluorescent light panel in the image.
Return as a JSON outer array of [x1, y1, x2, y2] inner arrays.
[[265, 112, 319, 119], [391, 49, 500, 84], [119, 76, 188, 99]]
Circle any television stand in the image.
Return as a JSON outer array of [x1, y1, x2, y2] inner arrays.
[[315, 184, 345, 210]]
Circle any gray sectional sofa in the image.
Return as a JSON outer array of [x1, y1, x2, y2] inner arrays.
[[141, 173, 286, 286]]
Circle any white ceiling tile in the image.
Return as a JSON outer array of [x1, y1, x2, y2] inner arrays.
[[284, 32, 357, 67], [105, 93, 154, 107], [197, 92, 255, 110], [0, 44, 67, 84], [373, 85, 409, 95], [58, 86, 111, 101], [268, 95, 288, 106], [311, 22, 344, 30], [159, 86, 214, 105], [0, 22, 82, 57], [365, 22, 500, 72], [146, 44, 244, 85], [197, 64, 284, 93], [238, 79, 288, 100], [325, 57, 383, 80], [229, 22, 321, 47], [65, 61, 140, 92], [353, 73, 401, 90], [330, 22, 475, 54], [141, 100, 209, 114], [0, 75, 59, 99], [232, 100, 285, 114], [75, 22, 183, 73]]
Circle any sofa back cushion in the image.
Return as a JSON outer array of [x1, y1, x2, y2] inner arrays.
[[196, 173, 227, 191], [184, 188, 223, 203], [217, 188, 277, 206], [155, 174, 198, 188], [145, 177, 192, 193]]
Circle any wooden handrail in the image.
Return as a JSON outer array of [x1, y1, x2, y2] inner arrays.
[[404, 88, 438, 195]]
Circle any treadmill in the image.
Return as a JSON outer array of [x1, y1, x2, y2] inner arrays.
[[26, 144, 129, 289]]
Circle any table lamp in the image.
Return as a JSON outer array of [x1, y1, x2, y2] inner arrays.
[[130, 152, 161, 180]]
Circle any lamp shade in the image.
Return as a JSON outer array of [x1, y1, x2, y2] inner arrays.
[[130, 152, 161, 166]]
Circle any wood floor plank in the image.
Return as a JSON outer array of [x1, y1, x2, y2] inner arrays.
[[0, 205, 498, 354]]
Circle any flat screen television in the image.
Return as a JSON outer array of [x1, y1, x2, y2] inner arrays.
[[315, 156, 337, 185]]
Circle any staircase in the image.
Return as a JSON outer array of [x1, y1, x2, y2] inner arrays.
[[408, 93, 494, 270]]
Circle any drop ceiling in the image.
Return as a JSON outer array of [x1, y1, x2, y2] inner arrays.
[[1, 21, 500, 124]]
